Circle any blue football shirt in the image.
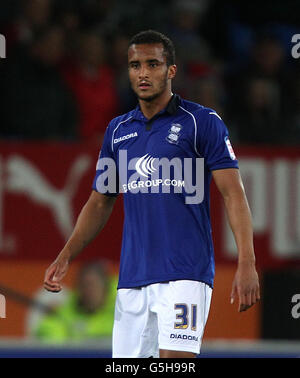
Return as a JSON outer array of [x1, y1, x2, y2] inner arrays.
[[92, 95, 238, 289]]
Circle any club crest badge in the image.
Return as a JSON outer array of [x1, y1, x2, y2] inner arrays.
[[166, 123, 182, 144]]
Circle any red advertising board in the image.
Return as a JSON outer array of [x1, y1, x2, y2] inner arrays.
[[0, 142, 300, 269]]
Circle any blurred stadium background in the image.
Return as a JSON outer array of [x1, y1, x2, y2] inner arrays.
[[0, 0, 300, 358]]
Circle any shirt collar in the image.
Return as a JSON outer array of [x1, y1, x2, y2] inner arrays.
[[132, 93, 181, 121]]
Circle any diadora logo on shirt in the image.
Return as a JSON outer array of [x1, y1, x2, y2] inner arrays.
[[166, 123, 182, 144], [114, 132, 138, 144]]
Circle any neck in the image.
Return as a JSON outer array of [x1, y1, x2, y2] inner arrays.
[[139, 89, 173, 120]]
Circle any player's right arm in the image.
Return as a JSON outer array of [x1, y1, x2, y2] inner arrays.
[[44, 191, 116, 292]]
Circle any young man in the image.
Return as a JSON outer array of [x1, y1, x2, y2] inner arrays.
[[44, 30, 260, 358]]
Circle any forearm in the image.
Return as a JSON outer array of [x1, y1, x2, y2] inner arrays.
[[213, 169, 259, 311], [58, 192, 116, 262], [223, 190, 255, 265]]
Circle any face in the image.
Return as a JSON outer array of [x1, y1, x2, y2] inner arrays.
[[77, 271, 107, 312], [79, 34, 105, 67], [34, 27, 65, 66], [26, 0, 51, 26], [128, 43, 176, 102]]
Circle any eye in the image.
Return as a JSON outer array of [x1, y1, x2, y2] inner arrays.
[[130, 63, 139, 69], [149, 62, 158, 68]]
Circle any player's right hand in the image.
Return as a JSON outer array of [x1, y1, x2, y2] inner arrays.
[[44, 255, 69, 293]]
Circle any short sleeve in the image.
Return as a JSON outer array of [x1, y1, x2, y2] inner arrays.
[[92, 123, 119, 196], [196, 110, 239, 171]]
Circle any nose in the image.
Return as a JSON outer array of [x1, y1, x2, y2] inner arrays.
[[138, 64, 149, 80]]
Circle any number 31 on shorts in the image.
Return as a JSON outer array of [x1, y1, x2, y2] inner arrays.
[[174, 304, 197, 331]]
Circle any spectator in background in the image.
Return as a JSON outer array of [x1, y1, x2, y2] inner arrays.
[[189, 77, 224, 116], [33, 261, 117, 343], [226, 33, 293, 144], [3, 0, 53, 52], [52, 0, 81, 59], [230, 77, 282, 144], [167, 0, 212, 64], [110, 33, 137, 113], [185, 61, 225, 113], [166, 0, 218, 105], [62, 31, 119, 140], [0, 25, 78, 140]]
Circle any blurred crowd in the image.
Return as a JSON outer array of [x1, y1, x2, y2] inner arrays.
[[0, 0, 299, 144]]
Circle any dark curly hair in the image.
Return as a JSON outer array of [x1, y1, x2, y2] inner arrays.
[[128, 30, 176, 67]]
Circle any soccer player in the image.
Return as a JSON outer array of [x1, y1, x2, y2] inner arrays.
[[44, 30, 260, 358]]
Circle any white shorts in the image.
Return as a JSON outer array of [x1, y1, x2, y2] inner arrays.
[[112, 280, 212, 358]]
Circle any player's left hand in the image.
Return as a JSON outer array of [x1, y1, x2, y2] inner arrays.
[[230, 261, 260, 312]]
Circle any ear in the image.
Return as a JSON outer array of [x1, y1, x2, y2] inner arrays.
[[168, 65, 177, 80]]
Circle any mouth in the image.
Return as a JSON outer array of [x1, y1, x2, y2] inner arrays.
[[138, 82, 151, 90]]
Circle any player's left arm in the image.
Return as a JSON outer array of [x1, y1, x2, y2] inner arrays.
[[212, 168, 260, 312]]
